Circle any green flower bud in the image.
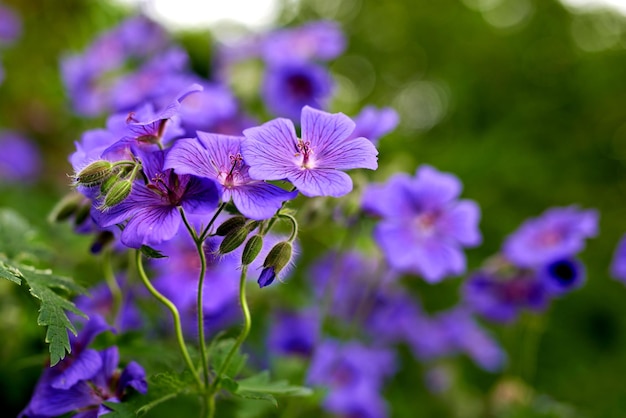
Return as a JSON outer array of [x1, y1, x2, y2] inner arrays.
[[48, 192, 83, 223], [245, 220, 262, 232], [75, 160, 114, 186], [215, 216, 246, 236], [100, 173, 120, 195], [219, 226, 249, 254], [102, 179, 132, 209], [241, 234, 263, 265], [73, 202, 92, 227], [262, 241, 293, 274]]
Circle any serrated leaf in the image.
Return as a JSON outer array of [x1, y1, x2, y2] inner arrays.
[[236, 371, 313, 398], [221, 375, 240, 393], [140, 245, 168, 259], [5, 261, 87, 366], [210, 338, 248, 378], [233, 390, 277, 407], [0, 259, 22, 284]]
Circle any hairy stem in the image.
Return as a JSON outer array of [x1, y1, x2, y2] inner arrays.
[[102, 248, 122, 326]]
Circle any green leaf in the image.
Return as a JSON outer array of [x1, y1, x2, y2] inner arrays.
[[232, 371, 313, 407], [210, 338, 248, 378], [140, 245, 168, 259], [0, 259, 22, 284]]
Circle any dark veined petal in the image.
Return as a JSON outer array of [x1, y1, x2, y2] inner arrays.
[[19, 379, 99, 418], [164, 137, 220, 178], [180, 176, 220, 215], [242, 118, 299, 180], [121, 205, 180, 248], [289, 168, 353, 197], [50, 348, 102, 390]]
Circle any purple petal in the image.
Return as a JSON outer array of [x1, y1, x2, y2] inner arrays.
[[611, 234, 626, 282], [258, 267, 276, 287], [179, 176, 220, 215], [19, 380, 99, 418], [437, 200, 482, 246], [361, 173, 415, 219], [228, 182, 298, 220], [118, 361, 148, 395], [164, 137, 217, 177], [289, 168, 353, 197], [301, 106, 378, 170], [51, 348, 102, 390], [242, 118, 299, 180], [121, 206, 180, 248], [410, 165, 462, 210]]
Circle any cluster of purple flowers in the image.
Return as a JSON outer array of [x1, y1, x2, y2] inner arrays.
[[0, 130, 41, 184], [266, 250, 505, 417], [19, 315, 147, 418], [463, 206, 599, 322]]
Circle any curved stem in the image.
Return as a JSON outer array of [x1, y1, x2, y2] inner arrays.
[[195, 237, 210, 389], [102, 248, 122, 326], [207, 266, 251, 417], [135, 250, 203, 389], [277, 213, 298, 242]]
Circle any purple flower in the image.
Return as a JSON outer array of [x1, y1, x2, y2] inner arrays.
[[463, 269, 547, 323], [538, 257, 585, 295], [177, 82, 239, 133], [362, 165, 481, 282], [307, 340, 394, 418], [262, 20, 345, 65], [0, 3, 21, 45], [267, 309, 320, 357], [610, 234, 626, 283], [349, 106, 399, 145], [20, 346, 147, 418], [0, 130, 41, 183], [165, 132, 297, 220], [94, 149, 219, 248], [242, 106, 378, 197], [262, 62, 334, 120], [503, 206, 598, 268]]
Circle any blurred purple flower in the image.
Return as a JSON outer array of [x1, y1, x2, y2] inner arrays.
[[0, 130, 41, 184], [267, 309, 320, 357], [349, 106, 399, 144], [165, 132, 297, 220], [503, 206, 598, 268], [610, 234, 626, 283], [177, 82, 239, 133], [538, 257, 585, 296], [242, 106, 378, 197], [307, 340, 394, 418], [262, 20, 345, 65], [363, 165, 481, 282], [0, 3, 21, 45], [262, 62, 334, 120], [463, 269, 547, 323]]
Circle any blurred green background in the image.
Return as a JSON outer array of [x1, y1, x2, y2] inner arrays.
[[1, 0, 626, 416]]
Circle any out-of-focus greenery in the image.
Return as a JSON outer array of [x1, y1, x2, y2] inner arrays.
[[1, 0, 626, 417]]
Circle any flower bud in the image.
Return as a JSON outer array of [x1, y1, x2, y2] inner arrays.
[[241, 234, 263, 265], [48, 192, 83, 223], [215, 216, 246, 236], [73, 202, 92, 227], [219, 226, 249, 254], [75, 160, 113, 186], [100, 173, 120, 195], [258, 241, 293, 287], [102, 179, 132, 209]]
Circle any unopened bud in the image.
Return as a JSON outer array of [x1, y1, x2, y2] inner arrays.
[[219, 226, 249, 254], [73, 202, 92, 227], [48, 192, 83, 223], [262, 241, 292, 275], [102, 179, 132, 209], [75, 160, 113, 186], [241, 234, 263, 265], [215, 216, 246, 236], [100, 173, 120, 195], [245, 220, 261, 232]]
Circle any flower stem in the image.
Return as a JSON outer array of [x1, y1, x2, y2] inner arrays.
[[207, 265, 251, 417], [277, 212, 298, 242], [101, 248, 122, 326], [200, 202, 227, 242], [135, 250, 203, 389]]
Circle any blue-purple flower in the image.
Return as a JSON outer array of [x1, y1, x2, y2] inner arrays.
[[267, 309, 319, 357], [165, 132, 297, 220], [610, 233, 626, 283], [538, 257, 585, 295], [262, 62, 334, 120], [362, 165, 481, 282], [349, 106, 399, 145], [0, 3, 21, 45], [93, 149, 219, 248], [242, 106, 378, 197], [503, 206, 598, 268], [0, 130, 41, 184]]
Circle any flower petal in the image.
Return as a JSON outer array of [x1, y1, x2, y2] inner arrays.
[[164, 137, 219, 178], [289, 168, 353, 197], [229, 182, 298, 220], [121, 205, 180, 248], [437, 200, 482, 247], [242, 118, 299, 180]]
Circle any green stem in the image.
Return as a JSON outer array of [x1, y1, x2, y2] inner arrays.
[[207, 266, 251, 417], [102, 248, 122, 326], [277, 213, 298, 242], [200, 202, 227, 242], [135, 250, 203, 389]]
